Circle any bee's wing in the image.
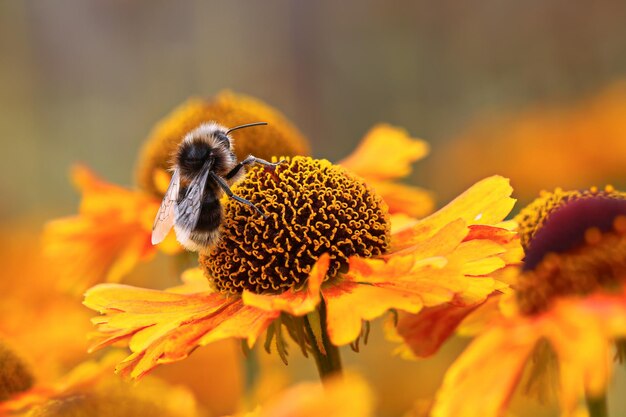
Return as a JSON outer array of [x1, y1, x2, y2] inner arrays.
[[176, 160, 212, 233], [151, 168, 181, 245]]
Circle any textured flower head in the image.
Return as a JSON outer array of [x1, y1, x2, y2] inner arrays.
[[515, 186, 626, 314], [0, 341, 34, 402], [431, 185, 626, 417], [136, 92, 311, 197], [84, 165, 517, 379], [203, 156, 390, 294]]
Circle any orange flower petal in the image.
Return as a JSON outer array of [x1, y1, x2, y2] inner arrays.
[[84, 284, 277, 379], [242, 254, 330, 316], [370, 180, 435, 219], [339, 124, 429, 181], [431, 319, 539, 417], [116, 301, 277, 380], [43, 166, 161, 291], [393, 301, 485, 358]]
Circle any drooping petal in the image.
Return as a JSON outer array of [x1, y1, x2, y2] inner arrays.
[[339, 124, 429, 181], [84, 284, 277, 379], [431, 318, 539, 417], [43, 166, 167, 292], [242, 254, 330, 316], [393, 300, 485, 358]]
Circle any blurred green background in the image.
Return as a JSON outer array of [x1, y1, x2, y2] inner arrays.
[[3, 1, 626, 416], [4, 0, 626, 219]]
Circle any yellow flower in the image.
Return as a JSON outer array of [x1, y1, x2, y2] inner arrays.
[[43, 92, 311, 291], [431, 186, 626, 417], [430, 81, 626, 202], [84, 155, 516, 379], [43, 93, 433, 292]]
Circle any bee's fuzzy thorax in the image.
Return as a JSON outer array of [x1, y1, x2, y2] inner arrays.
[[176, 123, 237, 181]]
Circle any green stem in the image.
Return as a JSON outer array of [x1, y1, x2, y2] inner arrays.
[[304, 300, 343, 382], [586, 391, 608, 417]]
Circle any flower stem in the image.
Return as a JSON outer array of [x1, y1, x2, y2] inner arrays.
[[586, 392, 608, 417], [304, 300, 343, 383]]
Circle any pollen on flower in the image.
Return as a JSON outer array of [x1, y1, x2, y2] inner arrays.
[[200, 156, 390, 295], [135, 92, 311, 196], [0, 341, 34, 401], [514, 187, 626, 315]]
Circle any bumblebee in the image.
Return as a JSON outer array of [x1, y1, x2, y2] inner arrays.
[[151, 122, 281, 251]]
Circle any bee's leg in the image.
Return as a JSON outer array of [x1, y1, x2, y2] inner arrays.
[[211, 172, 266, 218], [224, 155, 286, 180]]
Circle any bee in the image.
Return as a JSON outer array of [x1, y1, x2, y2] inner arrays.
[[151, 121, 282, 251]]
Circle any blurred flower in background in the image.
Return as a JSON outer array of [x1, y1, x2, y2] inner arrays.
[[430, 82, 626, 204]]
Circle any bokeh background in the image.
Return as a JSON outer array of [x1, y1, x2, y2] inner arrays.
[[3, 1, 626, 416]]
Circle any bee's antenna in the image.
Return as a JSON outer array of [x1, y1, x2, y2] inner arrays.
[[226, 122, 268, 134]]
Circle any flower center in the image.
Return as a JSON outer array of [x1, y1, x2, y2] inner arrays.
[[0, 341, 34, 401], [200, 156, 391, 294], [514, 187, 626, 315]]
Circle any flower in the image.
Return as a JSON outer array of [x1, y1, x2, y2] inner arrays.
[[84, 156, 516, 379], [429, 81, 626, 202], [0, 227, 206, 417], [430, 186, 626, 417], [1, 352, 202, 417], [44, 93, 433, 292], [0, 226, 93, 383], [43, 92, 312, 291]]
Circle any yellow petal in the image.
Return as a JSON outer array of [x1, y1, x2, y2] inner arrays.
[[393, 176, 515, 249], [370, 180, 435, 219], [324, 255, 462, 346], [84, 284, 277, 379], [339, 124, 429, 181]]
